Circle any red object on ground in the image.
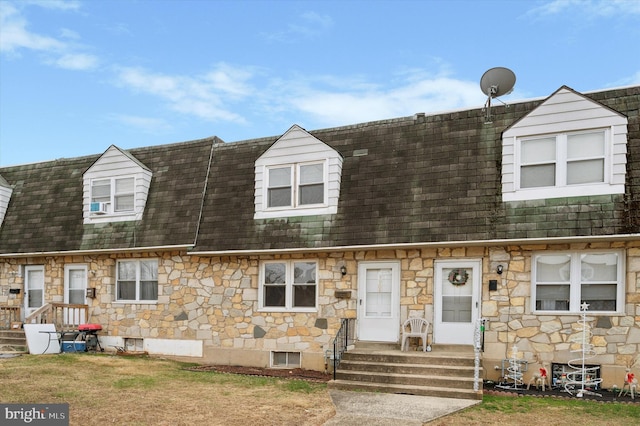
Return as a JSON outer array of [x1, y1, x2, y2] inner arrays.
[[78, 323, 102, 332]]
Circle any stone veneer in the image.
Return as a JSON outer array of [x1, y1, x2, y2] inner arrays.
[[1, 241, 638, 385]]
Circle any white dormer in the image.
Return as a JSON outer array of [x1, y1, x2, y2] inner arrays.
[[0, 174, 13, 228], [254, 125, 343, 219], [502, 87, 628, 202], [83, 145, 152, 224]]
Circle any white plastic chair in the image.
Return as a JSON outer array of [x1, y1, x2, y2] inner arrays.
[[401, 317, 431, 352]]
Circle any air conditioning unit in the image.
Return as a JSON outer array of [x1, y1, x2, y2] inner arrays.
[[90, 202, 110, 215]]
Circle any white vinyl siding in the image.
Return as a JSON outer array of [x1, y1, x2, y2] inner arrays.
[[255, 125, 342, 219], [83, 145, 152, 224], [532, 251, 624, 314], [0, 175, 12, 229], [502, 87, 627, 202]]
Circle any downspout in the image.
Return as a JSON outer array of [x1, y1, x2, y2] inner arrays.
[[193, 139, 216, 247]]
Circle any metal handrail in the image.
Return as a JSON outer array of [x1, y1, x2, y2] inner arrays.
[[332, 318, 355, 380]]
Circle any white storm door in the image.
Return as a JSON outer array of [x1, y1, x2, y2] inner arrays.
[[24, 266, 45, 317], [357, 261, 400, 342], [64, 265, 88, 325], [434, 260, 481, 345]]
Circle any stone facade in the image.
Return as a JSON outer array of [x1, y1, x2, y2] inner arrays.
[[2, 240, 639, 385]]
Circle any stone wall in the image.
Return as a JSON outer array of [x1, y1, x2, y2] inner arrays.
[[1, 241, 638, 384]]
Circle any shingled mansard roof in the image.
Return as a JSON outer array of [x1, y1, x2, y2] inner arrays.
[[0, 86, 638, 255]]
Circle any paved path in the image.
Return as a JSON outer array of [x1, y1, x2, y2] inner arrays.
[[324, 390, 479, 425]]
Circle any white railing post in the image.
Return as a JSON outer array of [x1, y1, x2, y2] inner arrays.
[[474, 318, 485, 392]]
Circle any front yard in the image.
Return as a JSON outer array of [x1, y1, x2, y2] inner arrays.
[[1, 353, 639, 425]]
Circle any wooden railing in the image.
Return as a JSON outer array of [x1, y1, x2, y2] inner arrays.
[[24, 303, 89, 333], [0, 306, 21, 330]]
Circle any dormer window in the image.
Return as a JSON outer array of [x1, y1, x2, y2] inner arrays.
[[83, 145, 151, 224], [502, 87, 627, 202], [267, 162, 325, 208], [91, 177, 135, 214], [254, 125, 342, 219]]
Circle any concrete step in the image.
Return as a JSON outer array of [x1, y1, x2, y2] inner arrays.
[[335, 370, 477, 389], [330, 342, 481, 400], [338, 359, 476, 377], [0, 330, 28, 353], [342, 350, 476, 367], [328, 380, 482, 400]]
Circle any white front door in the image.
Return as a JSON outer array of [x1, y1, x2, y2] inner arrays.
[[434, 260, 482, 345], [24, 265, 45, 317], [64, 265, 88, 325], [357, 261, 400, 342]]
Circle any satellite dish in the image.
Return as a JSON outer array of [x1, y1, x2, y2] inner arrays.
[[480, 67, 516, 122]]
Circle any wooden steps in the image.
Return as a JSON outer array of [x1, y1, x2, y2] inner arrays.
[[0, 329, 28, 353]]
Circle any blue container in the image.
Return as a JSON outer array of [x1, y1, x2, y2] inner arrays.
[[61, 341, 86, 352]]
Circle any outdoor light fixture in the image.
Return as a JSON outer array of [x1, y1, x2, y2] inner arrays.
[[340, 265, 347, 276], [497, 265, 504, 275]]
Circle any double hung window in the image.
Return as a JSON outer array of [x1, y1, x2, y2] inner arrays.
[[267, 163, 324, 208], [91, 177, 135, 214], [116, 259, 158, 302], [260, 261, 317, 311], [533, 251, 623, 313], [519, 130, 606, 189]]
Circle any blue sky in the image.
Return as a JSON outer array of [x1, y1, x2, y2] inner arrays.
[[1, 0, 639, 167]]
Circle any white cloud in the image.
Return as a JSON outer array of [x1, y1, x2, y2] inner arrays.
[[51, 53, 98, 70], [114, 65, 254, 123], [0, 1, 96, 70], [262, 10, 334, 42], [109, 114, 172, 133], [284, 76, 485, 126], [0, 2, 64, 53], [529, 0, 640, 17], [23, 0, 81, 10]]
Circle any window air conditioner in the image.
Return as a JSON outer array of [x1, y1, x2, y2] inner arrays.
[[90, 202, 110, 215]]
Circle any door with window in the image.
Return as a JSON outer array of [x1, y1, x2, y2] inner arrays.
[[64, 265, 88, 324], [434, 260, 481, 345], [357, 261, 400, 342], [24, 266, 45, 318]]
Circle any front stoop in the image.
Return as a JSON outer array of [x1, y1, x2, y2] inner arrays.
[[0, 329, 28, 353], [328, 342, 483, 400]]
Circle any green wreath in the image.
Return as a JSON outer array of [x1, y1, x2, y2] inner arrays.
[[448, 269, 469, 286]]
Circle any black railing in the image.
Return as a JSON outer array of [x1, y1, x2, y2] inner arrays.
[[332, 318, 355, 380]]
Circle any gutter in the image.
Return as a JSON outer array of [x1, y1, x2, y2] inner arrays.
[[189, 233, 640, 256], [0, 244, 194, 259]]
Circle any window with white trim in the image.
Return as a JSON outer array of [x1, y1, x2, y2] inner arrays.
[[532, 251, 624, 313], [91, 176, 135, 214], [259, 260, 317, 311], [267, 162, 325, 209], [116, 259, 158, 302], [519, 129, 606, 189]]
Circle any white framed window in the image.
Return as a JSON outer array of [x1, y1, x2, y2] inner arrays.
[[116, 259, 158, 302], [266, 162, 325, 209], [532, 251, 624, 314], [519, 129, 607, 190], [91, 176, 135, 214], [271, 351, 301, 368], [259, 260, 317, 311], [64, 264, 87, 305]]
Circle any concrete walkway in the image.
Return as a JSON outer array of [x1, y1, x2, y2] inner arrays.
[[324, 390, 480, 425]]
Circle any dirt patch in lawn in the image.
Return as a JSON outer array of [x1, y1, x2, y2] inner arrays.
[[186, 364, 332, 382]]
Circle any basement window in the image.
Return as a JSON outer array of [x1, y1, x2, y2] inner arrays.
[[271, 351, 301, 368]]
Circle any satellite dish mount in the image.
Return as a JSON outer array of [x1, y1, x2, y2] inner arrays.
[[480, 67, 516, 123]]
